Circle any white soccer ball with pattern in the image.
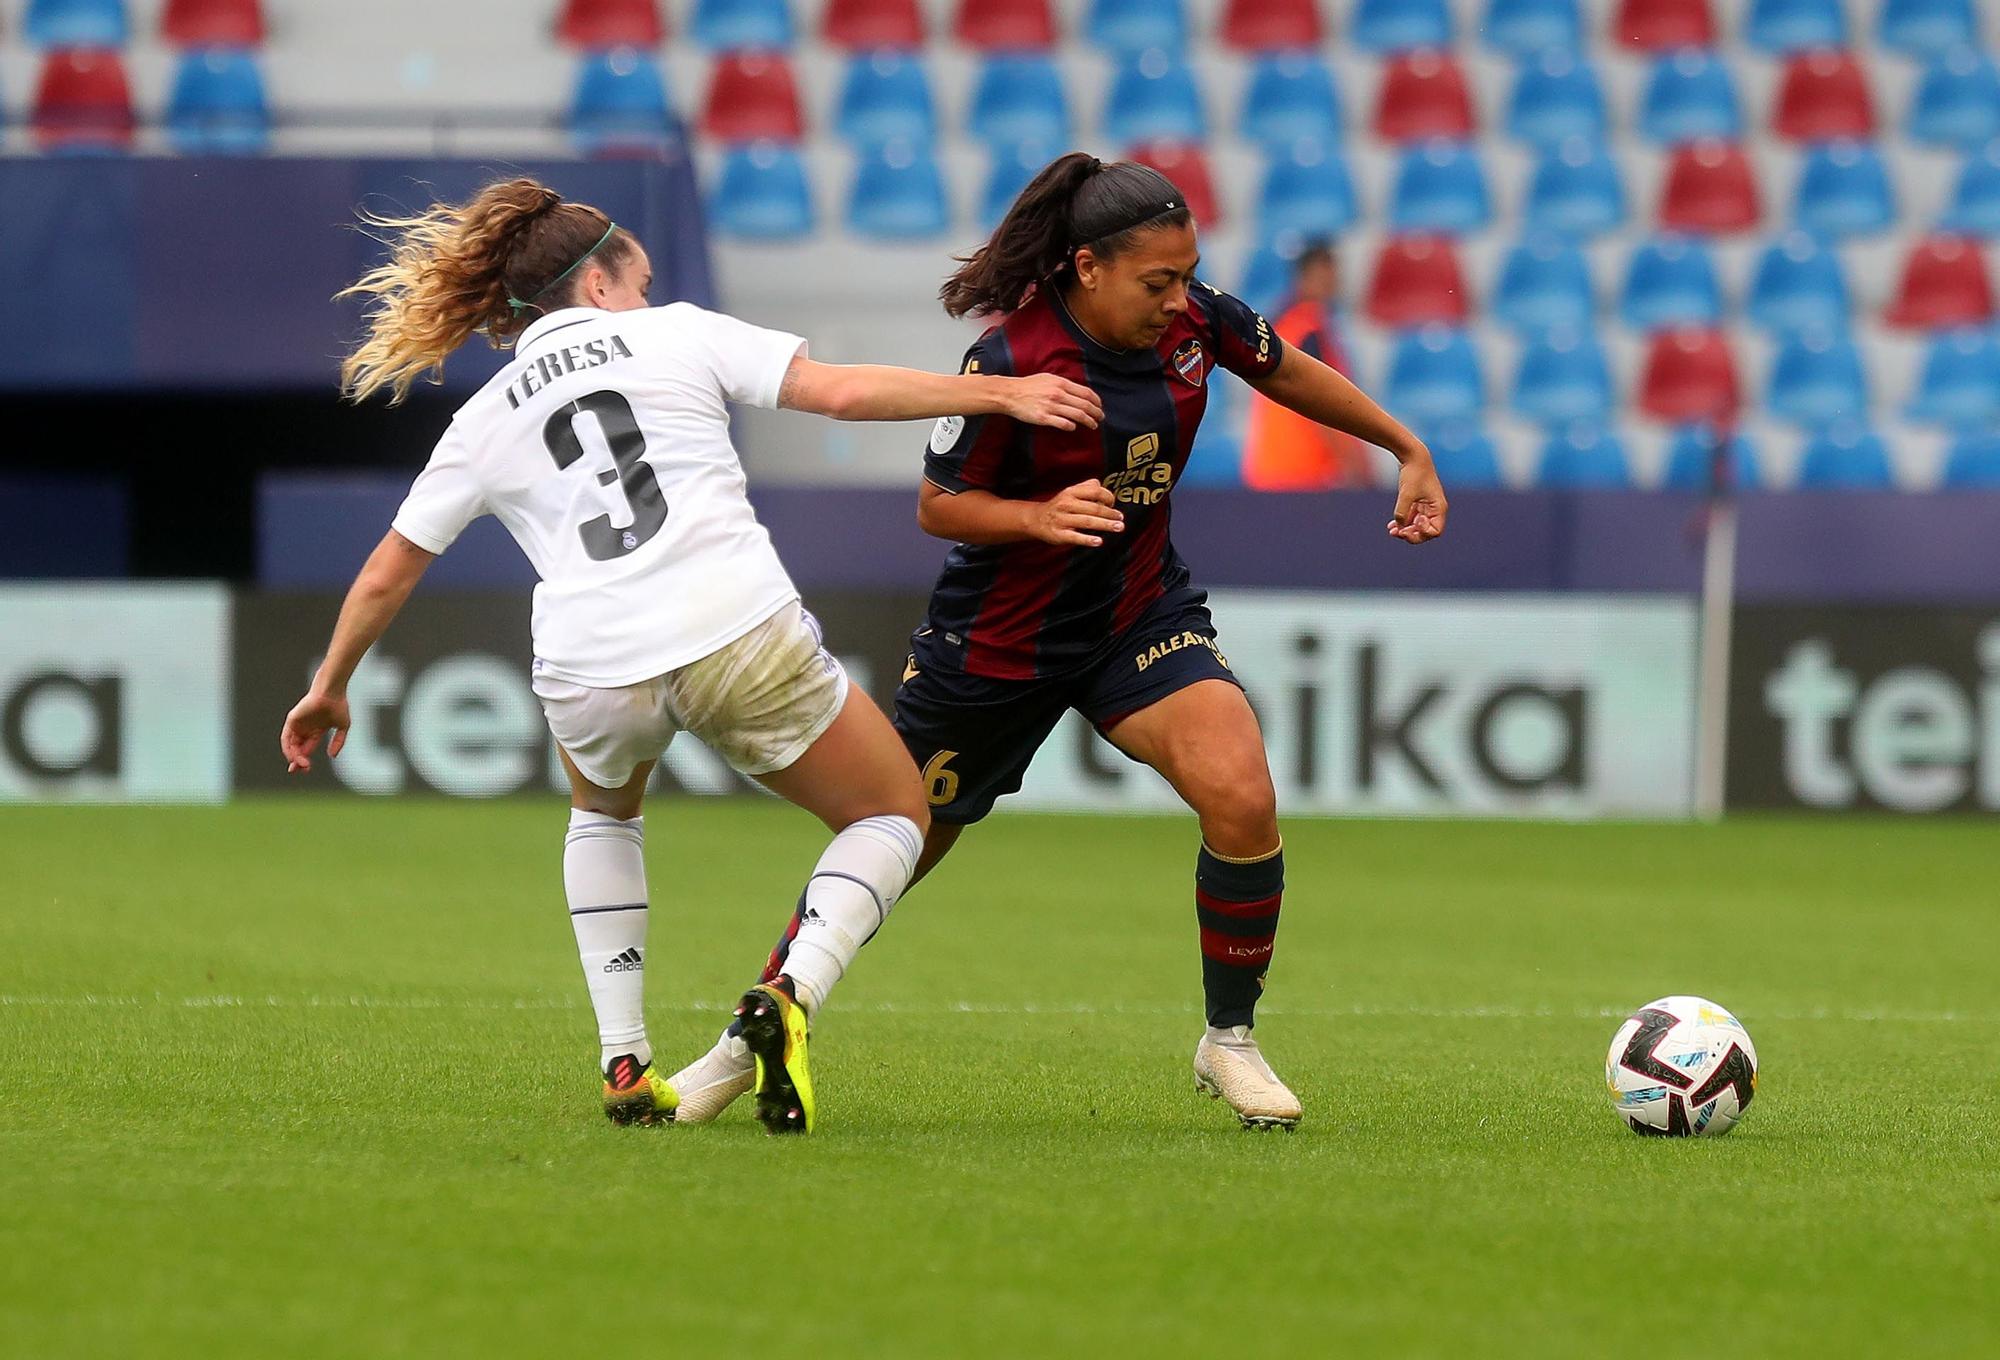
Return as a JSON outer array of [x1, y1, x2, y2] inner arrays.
[[1605, 995, 1758, 1137]]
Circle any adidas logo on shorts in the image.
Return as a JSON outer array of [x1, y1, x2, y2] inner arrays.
[[602, 947, 644, 974]]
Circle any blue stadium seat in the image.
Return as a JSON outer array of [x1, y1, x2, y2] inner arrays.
[[1879, 0, 1978, 59], [710, 141, 814, 240], [1421, 419, 1505, 488], [847, 139, 949, 239], [1621, 235, 1723, 329], [1350, 0, 1453, 53], [1767, 326, 1869, 425], [24, 0, 127, 47], [1239, 234, 1307, 316], [969, 55, 1068, 149], [1748, 230, 1851, 332], [1906, 327, 2000, 426], [1639, 48, 1742, 143], [1102, 50, 1205, 145], [1794, 141, 1896, 239], [692, 0, 795, 50], [1796, 421, 1894, 487], [1944, 140, 2000, 237], [1746, 0, 1847, 54], [1385, 326, 1485, 424], [1909, 49, 2000, 150], [1257, 141, 1359, 240], [569, 50, 675, 154], [1389, 141, 1491, 234], [1513, 325, 1615, 425], [1493, 234, 1596, 332], [1483, 0, 1581, 57], [837, 51, 935, 147], [980, 139, 1060, 229], [1240, 53, 1342, 148], [1524, 138, 1626, 239], [1536, 422, 1632, 488], [1506, 50, 1607, 148], [1662, 425, 1762, 490], [1941, 430, 2000, 485], [1087, 0, 1187, 55], [166, 48, 268, 155]]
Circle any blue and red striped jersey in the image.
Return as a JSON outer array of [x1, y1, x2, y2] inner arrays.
[[920, 281, 1283, 681]]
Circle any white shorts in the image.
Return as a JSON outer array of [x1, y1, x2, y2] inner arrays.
[[532, 601, 850, 789]]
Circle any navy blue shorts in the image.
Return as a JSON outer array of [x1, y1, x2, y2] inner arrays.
[[892, 587, 1242, 825]]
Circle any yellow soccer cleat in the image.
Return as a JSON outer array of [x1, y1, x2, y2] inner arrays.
[[734, 982, 815, 1134], [601, 1052, 679, 1126]]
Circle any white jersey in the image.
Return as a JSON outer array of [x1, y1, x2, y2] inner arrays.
[[391, 303, 807, 688]]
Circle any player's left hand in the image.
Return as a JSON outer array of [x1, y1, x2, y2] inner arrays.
[[281, 690, 351, 774], [1388, 453, 1448, 545], [1003, 374, 1103, 431]]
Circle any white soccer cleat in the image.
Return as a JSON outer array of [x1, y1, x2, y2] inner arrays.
[[664, 1029, 754, 1124], [1193, 1026, 1302, 1130]]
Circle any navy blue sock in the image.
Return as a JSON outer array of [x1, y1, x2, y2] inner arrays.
[[1194, 843, 1284, 1029]]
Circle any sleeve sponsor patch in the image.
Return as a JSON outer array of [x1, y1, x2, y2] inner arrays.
[[930, 414, 966, 455]]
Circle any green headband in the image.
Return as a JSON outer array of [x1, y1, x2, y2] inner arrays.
[[508, 221, 618, 314]]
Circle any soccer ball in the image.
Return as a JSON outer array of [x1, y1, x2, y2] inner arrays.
[[1605, 995, 1758, 1137]]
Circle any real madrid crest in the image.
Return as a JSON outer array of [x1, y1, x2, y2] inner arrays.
[[1170, 338, 1205, 388]]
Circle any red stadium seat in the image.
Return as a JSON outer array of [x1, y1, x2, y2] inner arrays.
[[1884, 233, 1996, 329], [702, 51, 804, 142], [33, 49, 135, 151], [1221, 0, 1324, 51], [1773, 50, 1875, 140], [1127, 142, 1220, 227], [1613, 0, 1715, 50], [953, 0, 1056, 49], [1364, 235, 1471, 327], [1372, 50, 1475, 143], [556, 0, 665, 48], [1658, 140, 1760, 233], [823, 0, 924, 49], [162, 0, 265, 46], [1638, 327, 1741, 425]]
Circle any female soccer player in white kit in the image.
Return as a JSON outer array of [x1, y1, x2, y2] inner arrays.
[[279, 178, 1101, 1133]]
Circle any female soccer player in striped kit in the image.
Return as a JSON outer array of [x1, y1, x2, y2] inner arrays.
[[278, 178, 1101, 1133]]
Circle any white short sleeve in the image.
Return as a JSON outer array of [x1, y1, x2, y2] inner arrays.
[[390, 424, 487, 555], [682, 304, 807, 409]]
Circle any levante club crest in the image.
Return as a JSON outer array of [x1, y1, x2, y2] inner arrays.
[[1170, 338, 1205, 387]]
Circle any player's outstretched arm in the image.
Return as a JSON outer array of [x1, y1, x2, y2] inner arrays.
[[776, 356, 1102, 430], [916, 479, 1125, 548], [280, 530, 434, 773]]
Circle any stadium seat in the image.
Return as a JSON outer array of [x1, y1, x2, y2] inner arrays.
[[1621, 234, 1724, 328], [1613, 0, 1715, 51], [1794, 140, 1896, 239], [1129, 142, 1218, 225], [162, 0, 264, 46], [32, 49, 134, 151], [823, 0, 924, 49], [692, 0, 794, 51], [1421, 419, 1505, 487], [1909, 49, 2000, 150], [1389, 140, 1491, 234], [25, 0, 127, 48], [1658, 140, 1761, 233], [1637, 326, 1740, 425], [1350, 0, 1453, 54], [1536, 422, 1633, 487], [1386, 326, 1486, 423], [1878, 0, 1978, 59], [1364, 235, 1471, 327], [1239, 233, 1308, 315], [1884, 233, 1995, 329], [955, 0, 1055, 50], [1513, 326, 1615, 424], [1940, 431, 2000, 485], [1373, 50, 1475, 143], [847, 138, 948, 238], [1525, 138, 1627, 239], [1257, 141, 1359, 238], [980, 140, 1059, 229], [557, 0, 664, 47], [1773, 50, 1876, 141], [1766, 326, 1869, 425], [1905, 326, 2000, 426], [836, 51, 935, 147], [1944, 140, 2000, 238], [1102, 50, 1205, 145], [1493, 234, 1596, 332], [1220, 0, 1322, 51], [1639, 48, 1743, 144], [569, 49, 675, 154], [1661, 425, 1762, 490], [1087, 0, 1186, 55], [1796, 421, 1894, 487], [711, 141, 814, 239], [1483, 0, 1581, 57], [1748, 230, 1852, 332], [1241, 53, 1342, 148], [166, 47, 268, 154], [1507, 50, 1608, 148], [1745, 0, 1846, 53], [970, 55, 1068, 148], [702, 53, 804, 143]]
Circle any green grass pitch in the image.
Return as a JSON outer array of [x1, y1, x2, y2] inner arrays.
[[2, 800, 1995, 1357]]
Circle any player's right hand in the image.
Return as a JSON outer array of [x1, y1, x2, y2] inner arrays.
[[1030, 479, 1124, 548], [1003, 374, 1104, 431], [281, 690, 351, 774]]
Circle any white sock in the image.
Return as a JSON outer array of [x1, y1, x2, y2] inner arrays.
[[565, 809, 651, 1070], [781, 814, 922, 1016]]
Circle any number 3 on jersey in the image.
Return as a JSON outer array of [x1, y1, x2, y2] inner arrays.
[[543, 390, 668, 561]]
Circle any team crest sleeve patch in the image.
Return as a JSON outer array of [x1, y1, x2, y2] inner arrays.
[[930, 414, 966, 454]]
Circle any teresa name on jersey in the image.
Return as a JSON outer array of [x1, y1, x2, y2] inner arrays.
[[505, 333, 635, 409]]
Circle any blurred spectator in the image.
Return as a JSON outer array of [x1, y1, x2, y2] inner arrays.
[[1242, 241, 1371, 489]]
